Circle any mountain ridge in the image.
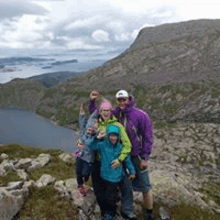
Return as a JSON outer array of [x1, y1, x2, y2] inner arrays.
[[0, 19, 220, 128]]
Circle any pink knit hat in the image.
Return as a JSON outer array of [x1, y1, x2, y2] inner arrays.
[[99, 101, 112, 113]]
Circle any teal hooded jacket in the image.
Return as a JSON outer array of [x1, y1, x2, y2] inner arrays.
[[85, 125, 135, 183]]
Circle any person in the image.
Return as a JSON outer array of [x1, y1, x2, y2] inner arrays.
[[84, 100, 138, 219], [89, 90, 154, 220], [74, 104, 95, 196], [85, 124, 136, 220]]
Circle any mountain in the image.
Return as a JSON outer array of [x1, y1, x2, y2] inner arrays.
[[0, 19, 220, 127]]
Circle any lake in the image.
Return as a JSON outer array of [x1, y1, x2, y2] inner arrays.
[[0, 107, 77, 153]]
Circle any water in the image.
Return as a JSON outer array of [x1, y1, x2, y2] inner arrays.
[[0, 48, 124, 84], [0, 107, 77, 153]]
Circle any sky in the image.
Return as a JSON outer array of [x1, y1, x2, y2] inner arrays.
[[0, 0, 220, 53]]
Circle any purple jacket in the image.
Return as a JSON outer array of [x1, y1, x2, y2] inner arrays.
[[88, 96, 153, 159]]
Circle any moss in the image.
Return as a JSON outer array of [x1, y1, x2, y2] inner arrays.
[[159, 84, 173, 93], [153, 122, 177, 129], [169, 203, 220, 220], [199, 183, 220, 205], [211, 90, 220, 98]]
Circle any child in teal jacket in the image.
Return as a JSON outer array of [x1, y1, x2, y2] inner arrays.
[[85, 124, 135, 220]]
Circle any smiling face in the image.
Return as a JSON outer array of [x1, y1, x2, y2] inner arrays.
[[116, 97, 129, 110], [100, 108, 111, 121], [109, 133, 118, 145]]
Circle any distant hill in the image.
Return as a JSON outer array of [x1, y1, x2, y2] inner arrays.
[[0, 78, 46, 111], [0, 19, 220, 127], [28, 71, 80, 88]]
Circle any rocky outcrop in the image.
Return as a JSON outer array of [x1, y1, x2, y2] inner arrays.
[[1, 123, 220, 220], [0, 181, 30, 220]]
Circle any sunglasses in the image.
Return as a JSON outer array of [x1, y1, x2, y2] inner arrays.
[[101, 109, 111, 113], [116, 98, 127, 102]]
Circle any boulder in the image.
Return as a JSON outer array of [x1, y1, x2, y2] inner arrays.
[[27, 153, 51, 172], [0, 160, 15, 172], [15, 158, 32, 170], [0, 153, 8, 160], [5, 181, 23, 191], [0, 187, 28, 220], [59, 153, 74, 163], [16, 169, 29, 181], [35, 174, 56, 187]]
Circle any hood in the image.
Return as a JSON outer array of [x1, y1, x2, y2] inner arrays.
[[107, 125, 120, 138], [121, 95, 135, 113], [128, 95, 135, 108]]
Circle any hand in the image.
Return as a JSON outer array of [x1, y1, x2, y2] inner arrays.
[[79, 104, 85, 115], [139, 160, 149, 170], [90, 90, 99, 101], [86, 127, 95, 135], [129, 175, 136, 181], [111, 159, 121, 169], [76, 141, 86, 149], [97, 130, 106, 139]]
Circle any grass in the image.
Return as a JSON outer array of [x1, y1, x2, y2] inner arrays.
[[0, 170, 21, 186], [17, 186, 78, 220], [0, 144, 75, 185], [29, 155, 75, 182]]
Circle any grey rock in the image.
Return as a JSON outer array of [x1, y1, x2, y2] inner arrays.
[[59, 153, 73, 163], [5, 181, 24, 191], [27, 153, 51, 172], [159, 206, 170, 220], [16, 169, 29, 181], [0, 153, 8, 160], [15, 158, 32, 170], [0, 187, 28, 220], [35, 174, 56, 187]]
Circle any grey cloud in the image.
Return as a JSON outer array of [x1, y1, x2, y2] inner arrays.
[[48, 6, 176, 47], [0, 1, 48, 20], [38, 5, 177, 51]]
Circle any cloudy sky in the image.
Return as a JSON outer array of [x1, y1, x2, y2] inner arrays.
[[0, 0, 220, 52]]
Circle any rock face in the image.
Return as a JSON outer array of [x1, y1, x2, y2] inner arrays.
[[150, 122, 220, 213]]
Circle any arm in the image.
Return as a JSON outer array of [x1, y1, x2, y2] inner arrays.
[[88, 100, 97, 114], [124, 155, 136, 176], [84, 135, 100, 151], [139, 112, 153, 160], [111, 107, 121, 117], [85, 110, 99, 128], [117, 123, 132, 162], [79, 114, 87, 140]]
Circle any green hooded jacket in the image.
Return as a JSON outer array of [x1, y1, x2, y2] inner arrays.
[[97, 115, 131, 161]]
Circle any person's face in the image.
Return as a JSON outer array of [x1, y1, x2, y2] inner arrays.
[[100, 108, 111, 121], [116, 97, 129, 110], [109, 133, 118, 145], [86, 127, 95, 135]]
